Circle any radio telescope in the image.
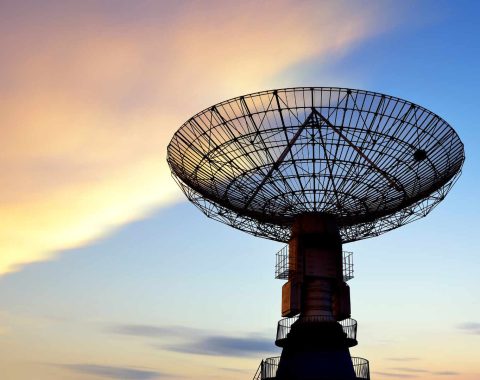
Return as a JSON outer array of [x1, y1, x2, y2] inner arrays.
[[167, 87, 464, 380]]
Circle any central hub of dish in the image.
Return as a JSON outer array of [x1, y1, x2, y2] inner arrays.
[[283, 213, 350, 320]]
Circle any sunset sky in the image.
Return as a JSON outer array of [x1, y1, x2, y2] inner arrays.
[[0, 1, 479, 379]]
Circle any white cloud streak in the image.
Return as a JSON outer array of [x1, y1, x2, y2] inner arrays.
[[0, 0, 397, 274]]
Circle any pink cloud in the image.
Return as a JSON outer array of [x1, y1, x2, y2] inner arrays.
[[0, 1, 398, 274]]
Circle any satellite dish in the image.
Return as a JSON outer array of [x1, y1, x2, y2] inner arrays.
[[168, 87, 464, 243], [167, 87, 464, 380]]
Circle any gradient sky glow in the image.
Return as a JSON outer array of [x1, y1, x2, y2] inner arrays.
[[0, 1, 479, 379]]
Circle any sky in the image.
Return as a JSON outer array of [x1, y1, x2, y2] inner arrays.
[[0, 1, 479, 379]]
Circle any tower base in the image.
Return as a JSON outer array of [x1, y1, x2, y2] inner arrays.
[[276, 320, 356, 380], [252, 319, 370, 380]]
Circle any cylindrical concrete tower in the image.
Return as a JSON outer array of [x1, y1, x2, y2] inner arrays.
[[277, 213, 355, 380]]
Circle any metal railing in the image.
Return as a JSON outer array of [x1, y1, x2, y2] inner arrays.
[[275, 245, 289, 280], [275, 245, 354, 282], [253, 356, 280, 380], [253, 355, 369, 379], [341, 317, 358, 344], [276, 316, 357, 345], [352, 357, 370, 380], [343, 250, 354, 281]]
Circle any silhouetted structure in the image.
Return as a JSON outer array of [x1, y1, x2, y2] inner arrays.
[[167, 87, 464, 379]]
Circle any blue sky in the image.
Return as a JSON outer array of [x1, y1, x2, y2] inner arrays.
[[0, 1, 479, 379]]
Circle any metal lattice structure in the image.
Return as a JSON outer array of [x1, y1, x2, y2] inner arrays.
[[167, 87, 464, 243]]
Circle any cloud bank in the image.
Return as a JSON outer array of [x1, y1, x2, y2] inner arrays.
[[111, 323, 277, 357], [165, 335, 276, 357]]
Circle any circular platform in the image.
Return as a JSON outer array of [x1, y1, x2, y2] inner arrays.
[[167, 87, 464, 242]]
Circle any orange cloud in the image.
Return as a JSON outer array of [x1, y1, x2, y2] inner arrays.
[[0, 1, 396, 274]]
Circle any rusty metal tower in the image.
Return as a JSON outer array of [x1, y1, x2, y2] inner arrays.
[[167, 87, 464, 380]]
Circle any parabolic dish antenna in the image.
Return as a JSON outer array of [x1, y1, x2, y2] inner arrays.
[[167, 86, 465, 380], [167, 87, 464, 242]]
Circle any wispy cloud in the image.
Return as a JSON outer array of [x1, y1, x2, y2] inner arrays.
[[61, 364, 165, 380], [218, 367, 250, 373], [386, 357, 421, 362], [390, 368, 428, 373], [431, 371, 460, 376], [110, 324, 202, 338], [0, 0, 400, 275], [110, 323, 277, 357], [374, 372, 418, 378], [385, 367, 460, 377], [165, 335, 277, 357], [457, 322, 480, 334]]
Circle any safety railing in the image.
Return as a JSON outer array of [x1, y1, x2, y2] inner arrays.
[[253, 356, 280, 380], [253, 355, 369, 379], [343, 250, 354, 281], [341, 317, 358, 345], [275, 316, 357, 346], [352, 357, 370, 380], [275, 245, 354, 282], [275, 245, 289, 280]]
